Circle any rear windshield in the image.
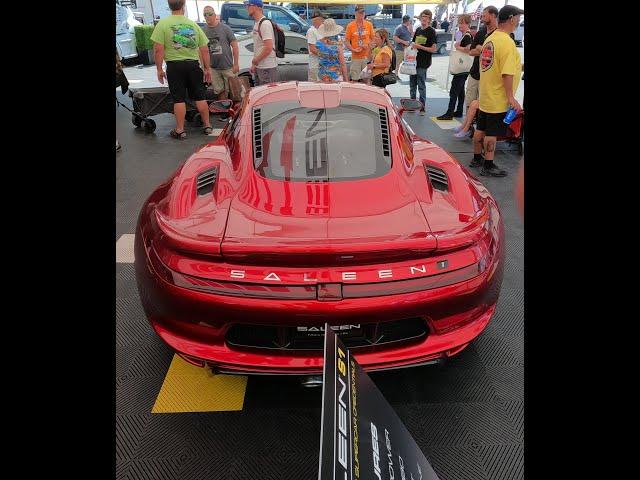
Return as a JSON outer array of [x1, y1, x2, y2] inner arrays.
[[254, 101, 391, 182]]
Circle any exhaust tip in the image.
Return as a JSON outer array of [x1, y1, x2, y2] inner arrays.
[[300, 375, 323, 388]]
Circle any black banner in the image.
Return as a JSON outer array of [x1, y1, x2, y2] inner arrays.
[[318, 324, 440, 480]]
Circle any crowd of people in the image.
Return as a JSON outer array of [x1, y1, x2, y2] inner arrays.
[[134, 0, 523, 180]]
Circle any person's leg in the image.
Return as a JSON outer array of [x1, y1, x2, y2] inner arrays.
[[481, 113, 508, 177], [454, 74, 467, 116], [470, 109, 487, 167], [464, 76, 479, 113], [395, 49, 404, 76], [454, 99, 478, 137], [186, 62, 211, 130], [211, 68, 227, 100], [308, 68, 319, 81], [438, 74, 459, 119], [350, 59, 365, 82], [166, 61, 188, 136], [409, 73, 417, 100], [416, 68, 427, 112]]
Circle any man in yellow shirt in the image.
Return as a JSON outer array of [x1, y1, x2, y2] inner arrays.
[[471, 5, 523, 177], [344, 5, 375, 82]]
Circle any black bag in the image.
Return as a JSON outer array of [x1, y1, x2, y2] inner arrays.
[[258, 17, 285, 58], [381, 72, 397, 86]]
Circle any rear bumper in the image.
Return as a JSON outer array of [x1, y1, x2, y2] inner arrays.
[[135, 228, 503, 374]]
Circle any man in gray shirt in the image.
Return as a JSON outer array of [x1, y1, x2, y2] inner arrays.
[[392, 15, 413, 76], [202, 5, 239, 100]]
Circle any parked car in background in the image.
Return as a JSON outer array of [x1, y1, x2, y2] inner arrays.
[[219, 2, 309, 34], [236, 31, 351, 85], [115, 2, 142, 60], [514, 19, 524, 46]]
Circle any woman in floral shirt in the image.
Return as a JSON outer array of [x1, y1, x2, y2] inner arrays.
[[316, 19, 348, 83]]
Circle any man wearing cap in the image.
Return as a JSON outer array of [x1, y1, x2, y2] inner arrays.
[[202, 5, 239, 101], [307, 10, 325, 82], [393, 15, 413, 77], [245, 0, 278, 86], [466, 6, 498, 117], [471, 5, 523, 177], [345, 5, 375, 82]]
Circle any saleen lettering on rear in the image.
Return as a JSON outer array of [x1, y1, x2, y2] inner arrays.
[[227, 263, 450, 282], [336, 346, 349, 479]]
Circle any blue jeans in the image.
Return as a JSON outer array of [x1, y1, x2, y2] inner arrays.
[[410, 68, 427, 110]]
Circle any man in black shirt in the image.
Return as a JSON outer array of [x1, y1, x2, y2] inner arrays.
[[437, 13, 473, 120], [466, 6, 498, 113], [410, 9, 437, 114]]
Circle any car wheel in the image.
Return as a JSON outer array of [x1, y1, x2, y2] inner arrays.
[[143, 118, 156, 133], [132, 114, 142, 127]]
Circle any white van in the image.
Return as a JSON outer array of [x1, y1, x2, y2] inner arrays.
[[115, 3, 142, 60]]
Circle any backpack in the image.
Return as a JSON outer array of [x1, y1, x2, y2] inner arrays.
[[258, 17, 285, 58]]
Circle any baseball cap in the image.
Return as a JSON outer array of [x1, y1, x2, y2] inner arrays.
[[498, 5, 524, 22], [355, 5, 365, 12], [244, 0, 263, 8], [402, 15, 411, 23]]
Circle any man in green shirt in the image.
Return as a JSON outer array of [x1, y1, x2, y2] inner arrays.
[[150, 0, 213, 138]]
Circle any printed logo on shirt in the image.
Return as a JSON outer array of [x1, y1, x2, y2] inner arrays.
[[171, 24, 197, 49], [480, 41, 494, 71], [208, 35, 222, 55]]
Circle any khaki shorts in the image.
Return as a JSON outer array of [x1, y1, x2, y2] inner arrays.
[[394, 49, 404, 73], [211, 68, 236, 95], [308, 68, 319, 82], [350, 58, 368, 81], [465, 76, 479, 108]]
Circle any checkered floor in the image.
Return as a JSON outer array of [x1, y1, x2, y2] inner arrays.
[[116, 89, 523, 480]]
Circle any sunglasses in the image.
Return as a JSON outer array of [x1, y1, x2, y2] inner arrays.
[[204, 12, 215, 17]]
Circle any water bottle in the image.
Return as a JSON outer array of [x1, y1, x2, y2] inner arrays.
[[504, 106, 518, 125]]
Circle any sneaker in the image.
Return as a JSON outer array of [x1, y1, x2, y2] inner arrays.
[[419, 109, 426, 116], [469, 156, 484, 168], [437, 113, 454, 120], [453, 111, 464, 118], [454, 130, 470, 139], [481, 162, 508, 177], [453, 125, 463, 133], [116, 140, 122, 152]]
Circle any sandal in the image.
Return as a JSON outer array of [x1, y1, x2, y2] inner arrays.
[[203, 126, 213, 135], [170, 129, 186, 139]]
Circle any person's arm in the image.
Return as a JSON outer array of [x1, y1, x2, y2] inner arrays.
[[502, 50, 522, 111], [455, 33, 472, 53], [231, 39, 240, 74], [393, 34, 410, 48], [370, 50, 391, 71], [308, 30, 319, 56], [226, 26, 239, 74], [153, 42, 166, 84], [338, 44, 348, 80]]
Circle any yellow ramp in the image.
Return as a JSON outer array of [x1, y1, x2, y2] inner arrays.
[[152, 355, 248, 413]]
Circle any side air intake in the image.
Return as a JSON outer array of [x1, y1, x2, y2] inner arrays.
[[378, 108, 390, 157], [196, 167, 218, 196], [425, 165, 449, 192], [253, 108, 263, 161]]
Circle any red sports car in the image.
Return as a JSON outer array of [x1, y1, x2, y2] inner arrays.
[[135, 82, 504, 375]]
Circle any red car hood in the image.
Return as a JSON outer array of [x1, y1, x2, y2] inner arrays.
[[220, 171, 437, 266]]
